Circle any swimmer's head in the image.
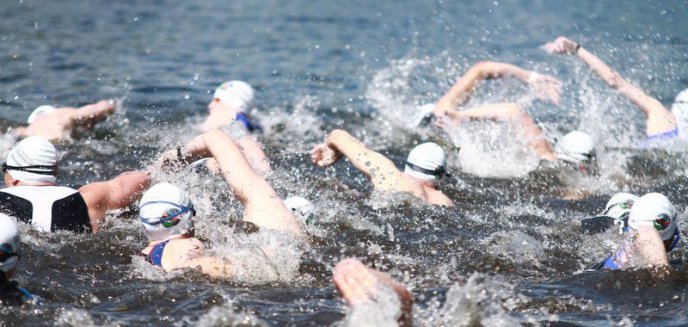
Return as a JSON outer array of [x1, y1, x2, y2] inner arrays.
[[139, 183, 196, 241], [555, 131, 596, 173], [600, 192, 639, 220], [3, 136, 58, 185], [404, 142, 448, 183], [27, 105, 56, 124], [671, 89, 688, 131], [283, 196, 315, 227], [0, 214, 20, 279], [212, 80, 255, 112], [628, 193, 679, 251]]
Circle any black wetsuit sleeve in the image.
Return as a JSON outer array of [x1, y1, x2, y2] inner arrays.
[[0, 193, 32, 223], [51, 193, 91, 233]]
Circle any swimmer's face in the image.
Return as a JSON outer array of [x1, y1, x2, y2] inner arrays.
[[208, 97, 236, 115]]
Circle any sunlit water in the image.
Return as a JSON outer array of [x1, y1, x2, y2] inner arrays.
[[1, 0, 688, 326]]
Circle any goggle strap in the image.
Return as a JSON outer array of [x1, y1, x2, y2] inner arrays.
[[2, 163, 57, 175], [405, 161, 446, 178]]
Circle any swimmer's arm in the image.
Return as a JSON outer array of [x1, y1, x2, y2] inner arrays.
[[320, 129, 401, 184], [236, 135, 272, 176], [201, 130, 305, 236], [434, 61, 558, 116], [79, 171, 151, 233], [543, 37, 675, 135], [444, 103, 556, 161], [70, 99, 117, 127]]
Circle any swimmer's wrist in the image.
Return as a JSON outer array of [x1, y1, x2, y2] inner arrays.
[[574, 43, 581, 54]]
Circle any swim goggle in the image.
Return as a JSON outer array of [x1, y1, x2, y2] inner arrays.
[[405, 161, 449, 180], [139, 201, 196, 228], [2, 163, 57, 175], [653, 213, 681, 252]]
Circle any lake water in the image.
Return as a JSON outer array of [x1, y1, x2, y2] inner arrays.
[[1, 0, 688, 326]]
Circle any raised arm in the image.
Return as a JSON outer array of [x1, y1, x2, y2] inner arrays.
[[79, 171, 151, 232], [69, 99, 117, 127], [235, 135, 272, 175], [171, 130, 304, 236], [311, 129, 403, 187], [543, 36, 676, 136], [443, 103, 556, 161], [434, 61, 561, 116]]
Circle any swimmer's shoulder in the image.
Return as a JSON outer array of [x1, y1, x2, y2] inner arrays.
[[161, 238, 205, 271]]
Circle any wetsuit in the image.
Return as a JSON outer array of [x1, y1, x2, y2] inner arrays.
[[235, 112, 262, 133], [0, 186, 91, 233], [145, 240, 171, 266]]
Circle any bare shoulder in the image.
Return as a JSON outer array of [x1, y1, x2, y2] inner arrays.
[[162, 238, 205, 271]]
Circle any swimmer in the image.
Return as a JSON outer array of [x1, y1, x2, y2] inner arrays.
[[0, 214, 34, 306], [581, 192, 639, 234], [143, 130, 305, 276], [0, 136, 150, 233], [592, 193, 679, 270], [311, 129, 453, 206], [333, 258, 413, 327], [13, 99, 116, 141], [543, 36, 682, 142], [199, 80, 270, 175]]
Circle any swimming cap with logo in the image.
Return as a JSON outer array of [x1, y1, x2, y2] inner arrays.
[[601, 193, 639, 220], [0, 214, 20, 276], [284, 196, 314, 227], [139, 183, 196, 241], [27, 105, 56, 124], [5, 136, 58, 184], [628, 193, 678, 242], [213, 80, 255, 112], [555, 131, 595, 164], [404, 142, 448, 182]]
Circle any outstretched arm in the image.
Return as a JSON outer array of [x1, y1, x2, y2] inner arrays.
[[442, 103, 556, 161], [236, 135, 272, 175], [69, 99, 117, 128], [311, 129, 403, 187], [79, 171, 151, 233], [434, 61, 561, 116], [543, 36, 676, 136], [167, 130, 304, 237]]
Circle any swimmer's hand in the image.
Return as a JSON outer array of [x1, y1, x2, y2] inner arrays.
[[156, 148, 188, 172], [311, 143, 342, 167], [528, 72, 562, 104], [541, 36, 580, 55]]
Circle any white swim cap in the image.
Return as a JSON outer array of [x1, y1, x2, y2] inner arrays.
[[671, 89, 688, 132], [628, 193, 678, 241], [600, 193, 639, 220], [404, 142, 448, 182], [139, 183, 196, 241], [555, 131, 596, 164], [213, 80, 255, 112], [27, 105, 56, 124], [5, 136, 58, 184], [284, 196, 314, 227], [0, 214, 20, 277]]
